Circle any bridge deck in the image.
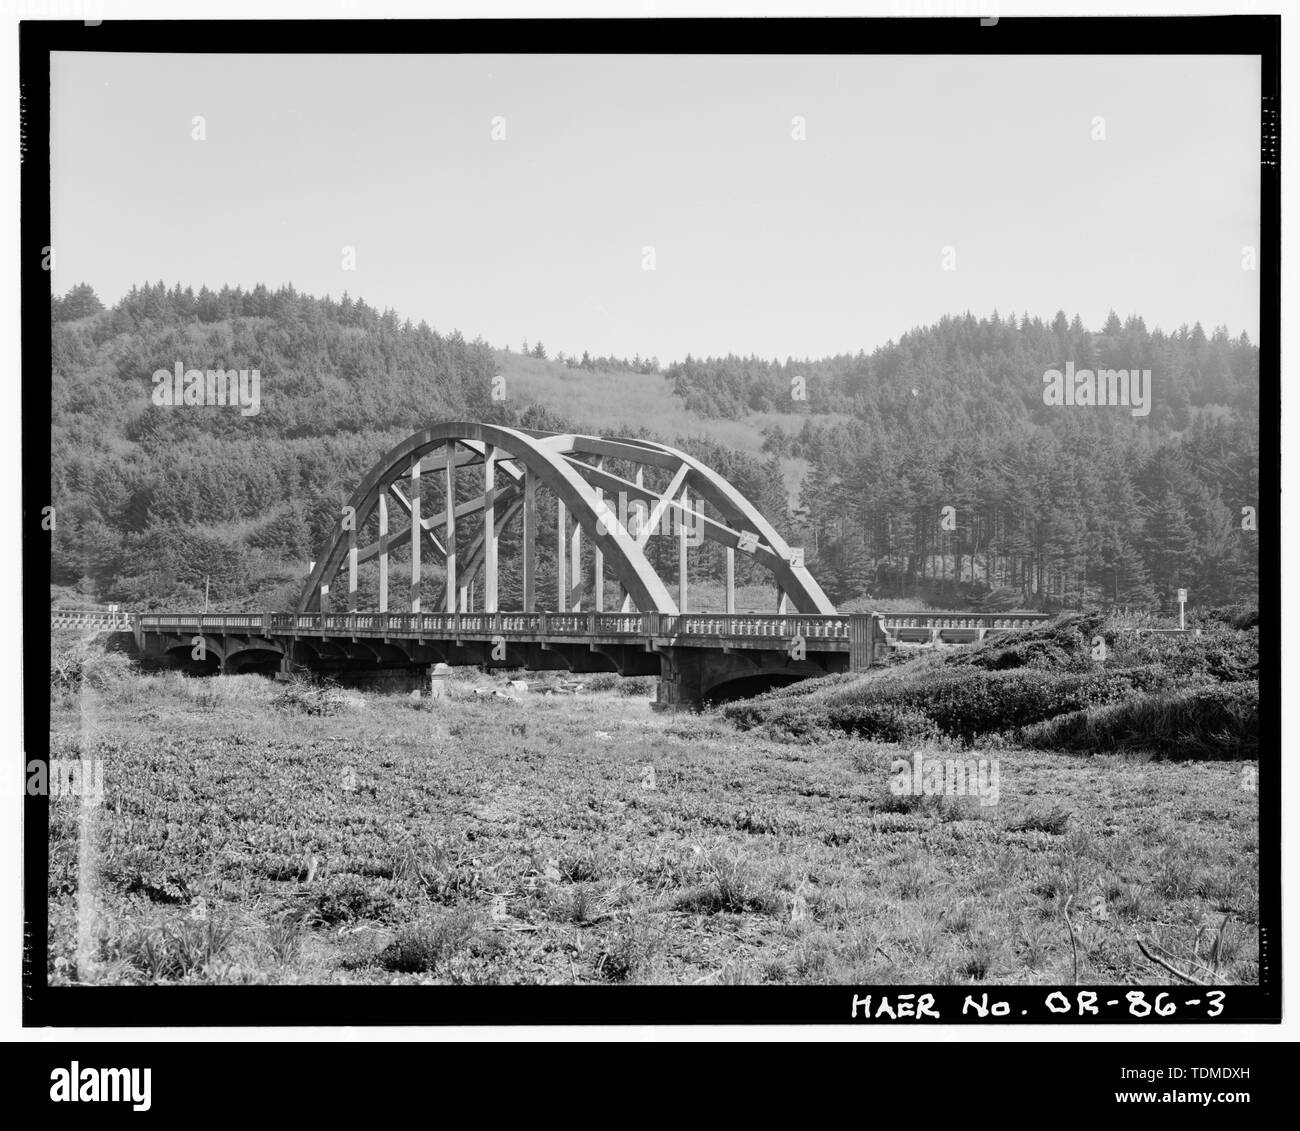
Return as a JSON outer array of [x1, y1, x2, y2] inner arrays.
[[51, 609, 1062, 700], [54, 608, 1053, 647]]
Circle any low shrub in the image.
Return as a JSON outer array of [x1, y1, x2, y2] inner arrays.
[[722, 602, 1258, 752], [119, 913, 236, 981], [597, 918, 664, 982], [949, 613, 1104, 672], [310, 873, 398, 925], [819, 667, 1132, 741], [1016, 682, 1258, 759], [50, 635, 136, 694], [1194, 604, 1259, 631], [1107, 626, 1258, 684], [674, 850, 785, 916], [373, 909, 481, 973], [824, 702, 941, 743], [274, 676, 349, 716], [618, 675, 657, 697]]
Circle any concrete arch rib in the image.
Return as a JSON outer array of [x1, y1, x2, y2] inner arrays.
[[600, 435, 837, 615], [299, 423, 678, 614]]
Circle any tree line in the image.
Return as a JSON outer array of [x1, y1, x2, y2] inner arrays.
[[48, 284, 1257, 614]]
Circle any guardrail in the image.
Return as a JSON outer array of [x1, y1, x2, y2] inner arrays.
[[50, 609, 132, 630], [665, 613, 851, 639], [878, 612, 1051, 630], [132, 609, 855, 642], [77, 608, 1061, 647]]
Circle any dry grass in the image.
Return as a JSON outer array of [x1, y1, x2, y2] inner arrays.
[[47, 665, 1259, 987]]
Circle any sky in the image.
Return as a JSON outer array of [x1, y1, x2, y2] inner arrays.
[[50, 51, 1261, 362]]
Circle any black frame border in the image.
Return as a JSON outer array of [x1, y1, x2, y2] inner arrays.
[[21, 13, 1281, 1027]]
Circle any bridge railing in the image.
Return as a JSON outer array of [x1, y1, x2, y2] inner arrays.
[[134, 609, 850, 640], [878, 612, 1051, 630], [593, 613, 644, 635], [129, 609, 1055, 645], [51, 608, 131, 630], [139, 613, 265, 631], [662, 613, 851, 640]]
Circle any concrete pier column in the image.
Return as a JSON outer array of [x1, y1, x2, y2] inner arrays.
[[652, 647, 707, 712]]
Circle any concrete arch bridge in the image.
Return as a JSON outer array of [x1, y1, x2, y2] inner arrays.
[[102, 424, 1046, 706]]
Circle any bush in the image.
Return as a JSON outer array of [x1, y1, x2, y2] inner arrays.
[[950, 610, 1257, 684], [586, 672, 619, 692], [729, 664, 1193, 743], [824, 702, 941, 743], [675, 850, 784, 916], [618, 675, 657, 697], [1194, 604, 1259, 631], [374, 909, 480, 973], [597, 918, 664, 982], [819, 667, 1133, 741], [119, 913, 236, 981], [50, 634, 135, 694], [274, 676, 349, 716], [310, 873, 397, 925], [1107, 627, 1258, 684], [720, 608, 1259, 753], [949, 612, 1104, 672], [1017, 682, 1258, 759]]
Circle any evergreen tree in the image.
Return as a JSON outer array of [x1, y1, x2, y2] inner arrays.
[[52, 282, 104, 321]]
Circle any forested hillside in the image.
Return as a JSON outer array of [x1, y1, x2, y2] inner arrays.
[[667, 311, 1259, 610], [48, 283, 1258, 613], [47, 282, 788, 611]]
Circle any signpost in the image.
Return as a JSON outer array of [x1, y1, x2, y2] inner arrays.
[[1177, 588, 1187, 630]]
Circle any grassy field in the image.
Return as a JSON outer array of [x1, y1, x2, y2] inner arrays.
[[46, 641, 1258, 987]]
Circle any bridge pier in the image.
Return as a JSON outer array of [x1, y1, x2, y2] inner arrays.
[[654, 647, 708, 712], [275, 643, 303, 681]]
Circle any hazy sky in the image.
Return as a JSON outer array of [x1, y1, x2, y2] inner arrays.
[[50, 52, 1261, 361]]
